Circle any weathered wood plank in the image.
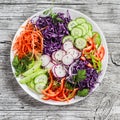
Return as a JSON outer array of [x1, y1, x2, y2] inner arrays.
[[0, 0, 120, 4], [0, 0, 120, 119], [0, 4, 120, 43], [0, 111, 95, 120]]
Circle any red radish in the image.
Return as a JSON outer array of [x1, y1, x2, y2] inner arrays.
[[67, 48, 81, 59], [52, 60, 57, 64], [63, 41, 73, 51], [41, 55, 51, 66], [52, 65, 57, 77], [45, 62, 54, 69], [52, 51, 57, 61], [62, 54, 74, 66], [54, 64, 66, 77], [54, 50, 66, 61]]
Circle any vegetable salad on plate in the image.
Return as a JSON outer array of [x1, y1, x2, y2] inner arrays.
[[12, 8, 105, 102]]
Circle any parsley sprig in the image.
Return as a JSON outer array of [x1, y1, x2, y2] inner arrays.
[[72, 70, 87, 82], [43, 8, 63, 23]]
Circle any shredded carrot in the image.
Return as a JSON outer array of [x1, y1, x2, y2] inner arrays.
[[13, 21, 44, 59]]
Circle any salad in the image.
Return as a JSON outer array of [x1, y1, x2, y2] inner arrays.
[[12, 8, 105, 102]]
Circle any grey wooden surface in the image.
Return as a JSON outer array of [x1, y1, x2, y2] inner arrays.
[[0, 0, 120, 120]]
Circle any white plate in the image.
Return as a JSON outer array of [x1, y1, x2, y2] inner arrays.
[[10, 7, 108, 105]]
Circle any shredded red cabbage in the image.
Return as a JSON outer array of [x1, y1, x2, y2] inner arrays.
[[68, 60, 99, 90], [31, 11, 99, 92], [33, 11, 71, 55]]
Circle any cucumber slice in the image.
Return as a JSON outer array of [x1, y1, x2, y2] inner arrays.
[[23, 61, 42, 76], [30, 80, 35, 89], [71, 27, 82, 38], [77, 25, 87, 36], [34, 74, 48, 84], [92, 32, 101, 48], [84, 34, 89, 40], [87, 30, 93, 37], [68, 20, 78, 31], [81, 23, 89, 32], [35, 83, 46, 93], [84, 31, 92, 40], [75, 38, 87, 50], [26, 80, 35, 89], [62, 35, 74, 43], [75, 17, 86, 24], [87, 23, 93, 31], [26, 80, 35, 90]]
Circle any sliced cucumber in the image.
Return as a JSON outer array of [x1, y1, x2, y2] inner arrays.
[[30, 80, 35, 89], [68, 20, 78, 31], [84, 34, 89, 40], [35, 83, 46, 93], [74, 38, 87, 50], [87, 30, 93, 37], [26, 80, 35, 90], [84, 31, 92, 40], [71, 27, 83, 38], [27, 80, 35, 89], [92, 32, 101, 48], [87, 22, 93, 31], [23, 61, 42, 76], [62, 35, 74, 43], [77, 25, 87, 36], [81, 23, 89, 33], [75, 17, 86, 25], [34, 74, 48, 84]]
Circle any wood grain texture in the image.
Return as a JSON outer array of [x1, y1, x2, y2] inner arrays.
[[0, 0, 120, 119]]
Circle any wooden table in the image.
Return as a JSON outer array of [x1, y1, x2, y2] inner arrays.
[[0, 0, 120, 119]]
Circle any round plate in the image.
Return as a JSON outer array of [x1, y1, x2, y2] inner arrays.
[[10, 7, 108, 105]]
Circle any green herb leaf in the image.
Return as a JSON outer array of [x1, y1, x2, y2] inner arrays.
[[12, 54, 35, 76], [12, 56, 19, 67], [73, 70, 86, 82], [43, 8, 52, 15], [43, 8, 63, 23], [65, 82, 74, 90], [56, 17, 63, 22], [43, 10, 50, 15], [77, 88, 89, 97]]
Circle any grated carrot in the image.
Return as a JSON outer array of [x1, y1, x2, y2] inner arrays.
[[13, 21, 43, 59]]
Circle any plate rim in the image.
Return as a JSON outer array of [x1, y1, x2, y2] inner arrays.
[[10, 7, 108, 106]]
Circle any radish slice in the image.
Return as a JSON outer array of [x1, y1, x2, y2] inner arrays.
[[63, 41, 73, 51], [41, 55, 51, 66], [45, 62, 54, 69], [52, 60, 57, 64], [62, 54, 74, 66], [52, 65, 57, 77], [54, 64, 66, 77], [67, 48, 81, 59], [55, 50, 66, 61], [52, 51, 57, 61]]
